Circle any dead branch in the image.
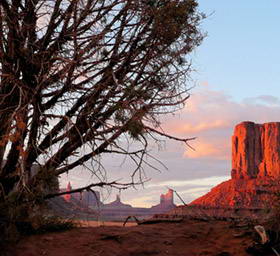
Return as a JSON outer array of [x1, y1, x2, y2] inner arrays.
[[44, 180, 143, 199]]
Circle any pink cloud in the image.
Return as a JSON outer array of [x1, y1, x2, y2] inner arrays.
[[184, 138, 230, 160], [161, 87, 280, 160], [60, 86, 280, 207], [170, 120, 230, 134]]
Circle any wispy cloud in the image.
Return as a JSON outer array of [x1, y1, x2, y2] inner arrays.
[[125, 196, 154, 208], [184, 139, 230, 160], [162, 87, 280, 160], [148, 176, 230, 188], [59, 86, 280, 207], [243, 95, 280, 106], [169, 120, 230, 134]]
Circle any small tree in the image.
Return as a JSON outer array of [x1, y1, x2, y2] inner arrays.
[[0, 0, 204, 226]]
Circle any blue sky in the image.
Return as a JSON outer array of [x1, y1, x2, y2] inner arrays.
[[194, 1, 280, 100], [60, 1, 280, 208]]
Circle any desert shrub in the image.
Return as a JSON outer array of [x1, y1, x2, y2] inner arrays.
[[0, 196, 76, 245], [30, 215, 76, 234], [13, 215, 76, 236]]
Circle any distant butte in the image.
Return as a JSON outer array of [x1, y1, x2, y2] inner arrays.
[[191, 121, 280, 208]]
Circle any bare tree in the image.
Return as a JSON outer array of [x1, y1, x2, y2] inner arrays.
[[0, 0, 204, 215]]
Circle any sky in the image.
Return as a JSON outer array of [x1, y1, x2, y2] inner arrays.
[[60, 1, 280, 208]]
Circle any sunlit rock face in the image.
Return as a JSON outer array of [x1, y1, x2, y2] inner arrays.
[[151, 189, 176, 210], [160, 189, 174, 206], [232, 122, 280, 179], [191, 121, 280, 208]]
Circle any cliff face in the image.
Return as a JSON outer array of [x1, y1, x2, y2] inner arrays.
[[231, 122, 280, 179], [191, 121, 280, 208]]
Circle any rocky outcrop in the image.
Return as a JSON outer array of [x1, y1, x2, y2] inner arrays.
[[160, 189, 175, 206], [151, 189, 176, 211], [61, 182, 101, 207], [59, 186, 176, 221], [104, 195, 132, 209], [191, 177, 280, 208], [231, 122, 280, 179], [191, 121, 280, 209]]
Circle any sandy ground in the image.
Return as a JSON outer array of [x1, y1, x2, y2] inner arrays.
[[6, 219, 257, 256], [77, 220, 137, 227]]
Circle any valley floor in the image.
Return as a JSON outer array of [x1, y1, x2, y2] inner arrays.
[[7, 219, 258, 256]]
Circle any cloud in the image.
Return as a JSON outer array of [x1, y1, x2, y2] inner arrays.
[[123, 176, 231, 206], [59, 86, 280, 207], [169, 120, 230, 134], [243, 95, 280, 106], [184, 138, 230, 160], [148, 175, 230, 188], [125, 196, 155, 208], [162, 87, 280, 160]]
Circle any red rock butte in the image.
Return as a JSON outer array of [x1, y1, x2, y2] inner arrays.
[[191, 121, 280, 208], [232, 122, 280, 179]]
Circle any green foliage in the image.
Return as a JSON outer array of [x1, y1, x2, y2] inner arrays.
[[152, 0, 200, 45], [127, 120, 144, 140]]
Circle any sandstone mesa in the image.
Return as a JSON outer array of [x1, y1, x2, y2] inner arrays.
[[192, 121, 280, 208]]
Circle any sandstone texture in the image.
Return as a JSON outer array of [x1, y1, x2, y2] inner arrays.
[[232, 122, 280, 179], [191, 121, 280, 209], [191, 178, 280, 208]]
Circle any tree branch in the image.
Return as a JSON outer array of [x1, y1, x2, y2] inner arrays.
[[44, 180, 143, 199]]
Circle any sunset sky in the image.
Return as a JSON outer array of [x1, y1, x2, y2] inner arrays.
[[60, 1, 280, 207]]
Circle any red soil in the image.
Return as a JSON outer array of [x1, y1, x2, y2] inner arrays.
[[7, 220, 255, 256]]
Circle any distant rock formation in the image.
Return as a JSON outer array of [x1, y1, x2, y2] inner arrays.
[[63, 182, 72, 202], [103, 195, 133, 209], [100, 189, 176, 220], [151, 189, 176, 211], [58, 185, 176, 220], [192, 121, 280, 209], [160, 189, 174, 205], [61, 182, 101, 207]]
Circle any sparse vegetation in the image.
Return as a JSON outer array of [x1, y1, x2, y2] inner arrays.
[[0, 0, 204, 239]]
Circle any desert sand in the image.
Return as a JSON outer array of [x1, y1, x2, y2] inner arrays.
[[7, 219, 256, 256], [77, 220, 137, 227]]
